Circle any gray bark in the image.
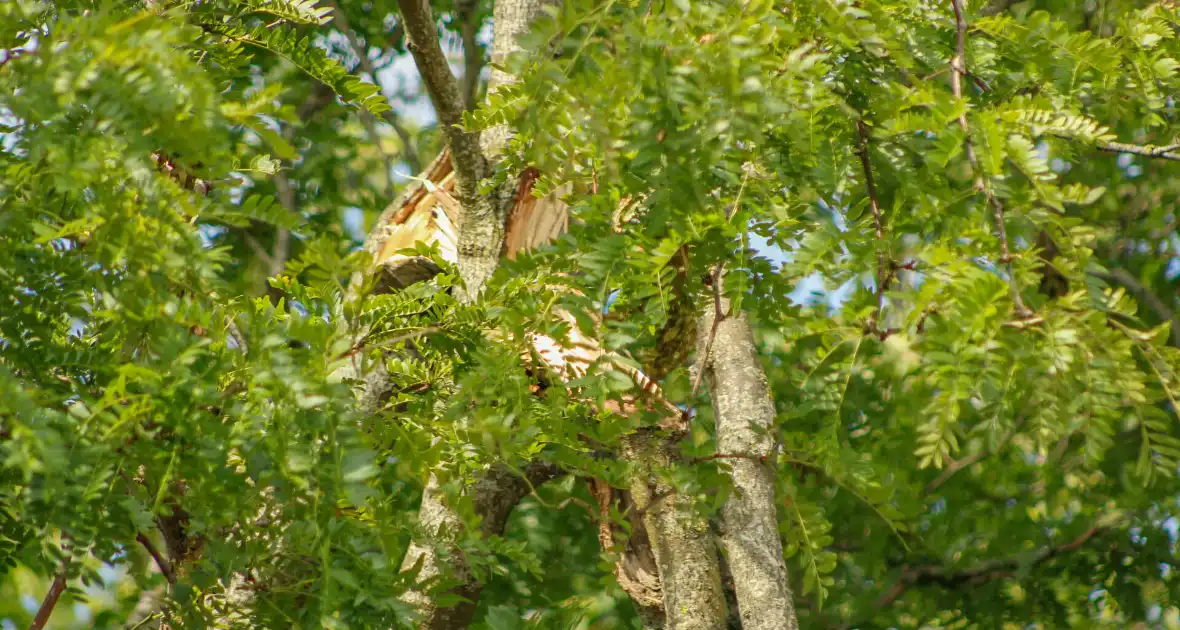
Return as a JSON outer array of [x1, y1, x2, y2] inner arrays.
[[697, 304, 798, 630], [386, 1, 563, 626], [398, 463, 559, 628], [396, 0, 501, 299], [480, 0, 559, 158], [622, 432, 728, 630], [487, 0, 551, 94]]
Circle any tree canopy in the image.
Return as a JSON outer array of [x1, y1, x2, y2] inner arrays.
[[4, 0, 1180, 628]]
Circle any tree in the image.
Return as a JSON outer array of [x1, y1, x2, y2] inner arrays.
[[4, 0, 1180, 628]]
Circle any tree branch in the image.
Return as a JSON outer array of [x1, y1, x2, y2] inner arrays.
[[397, 0, 516, 298], [1097, 141, 1180, 162], [397, 461, 560, 629], [241, 231, 275, 269], [396, 0, 487, 202], [620, 432, 730, 629], [456, 0, 484, 111], [857, 119, 890, 333], [382, 109, 423, 175], [358, 112, 398, 200], [697, 298, 798, 630], [950, 0, 1029, 317], [29, 558, 69, 630], [872, 524, 1107, 612], [136, 532, 176, 585], [924, 416, 1027, 495], [691, 171, 751, 397]]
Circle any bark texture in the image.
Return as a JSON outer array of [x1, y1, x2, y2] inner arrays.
[[591, 479, 666, 629], [487, 0, 553, 93], [622, 432, 728, 630], [396, 0, 503, 298], [697, 304, 798, 630], [384, 1, 563, 624], [397, 462, 559, 628]]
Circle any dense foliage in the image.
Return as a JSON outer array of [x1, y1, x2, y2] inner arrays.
[[5, 0, 1180, 628]]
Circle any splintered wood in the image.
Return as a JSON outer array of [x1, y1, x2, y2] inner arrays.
[[369, 151, 680, 423]]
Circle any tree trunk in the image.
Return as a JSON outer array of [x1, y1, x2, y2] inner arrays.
[[384, 1, 563, 626], [591, 479, 665, 628], [397, 463, 558, 628], [697, 303, 799, 630], [621, 432, 728, 630]]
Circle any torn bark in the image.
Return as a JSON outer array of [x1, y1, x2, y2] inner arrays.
[[697, 301, 798, 630], [590, 479, 665, 628]]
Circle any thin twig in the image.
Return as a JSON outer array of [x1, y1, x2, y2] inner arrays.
[[867, 522, 1106, 617], [924, 416, 1027, 495], [29, 559, 69, 630], [241, 231, 275, 268], [358, 112, 397, 200], [0, 47, 27, 70], [266, 84, 337, 282], [337, 325, 443, 359], [690, 171, 752, 397], [857, 119, 890, 332], [950, 0, 1029, 317], [1097, 141, 1180, 162], [137, 532, 176, 585]]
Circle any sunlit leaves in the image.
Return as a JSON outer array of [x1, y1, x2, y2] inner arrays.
[[194, 17, 391, 115], [7, 0, 1180, 627]]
